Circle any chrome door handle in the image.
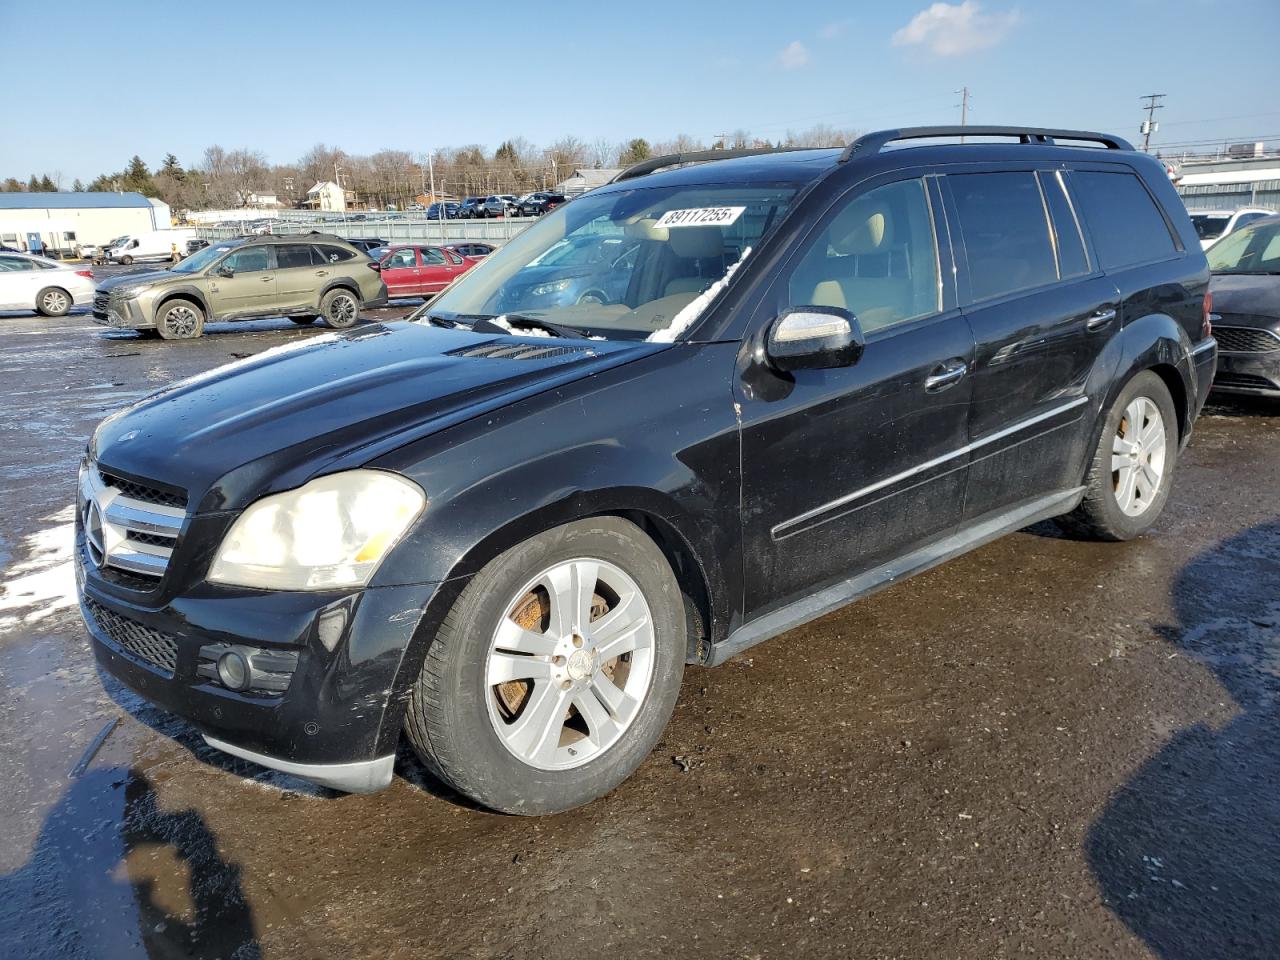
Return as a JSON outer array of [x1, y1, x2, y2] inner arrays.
[[925, 360, 968, 392], [260, 276, 273, 282], [1086, 307, 1117, 331]]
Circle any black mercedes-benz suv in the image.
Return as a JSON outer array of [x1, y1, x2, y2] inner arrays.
[[77, 127, 1218, 814]]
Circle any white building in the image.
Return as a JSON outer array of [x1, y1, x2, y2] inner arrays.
[[305, 181, 346, 212], [556, 168, 621, 197], [0, 192, 171, 257], [1174, 153, 1280, 212]]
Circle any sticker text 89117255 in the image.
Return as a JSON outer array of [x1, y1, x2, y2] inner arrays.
[[653, 206, 746, 229]]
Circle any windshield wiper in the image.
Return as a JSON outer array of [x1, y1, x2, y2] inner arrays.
[[421, 313, 471, 329], [473, 314, 582, 339]]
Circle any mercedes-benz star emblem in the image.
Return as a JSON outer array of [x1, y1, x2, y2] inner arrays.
[[83, 500, 106, 568]]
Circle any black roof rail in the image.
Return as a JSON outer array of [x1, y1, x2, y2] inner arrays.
[[611, 147, 822, 184], [839, 126, 1134, 162]]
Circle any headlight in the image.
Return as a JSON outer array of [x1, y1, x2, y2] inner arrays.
[[208, 470, 426, 590], [529, 278, 573, 297]]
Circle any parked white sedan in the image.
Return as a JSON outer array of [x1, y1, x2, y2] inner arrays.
[[0, 252, 96, 316]]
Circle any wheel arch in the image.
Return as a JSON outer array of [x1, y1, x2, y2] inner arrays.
[[155, 286, 211, 320], [374, 488, 724, 755], [320, 278, 363, 304]]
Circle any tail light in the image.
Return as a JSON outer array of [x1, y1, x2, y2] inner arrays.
[[1202, 290, 1213, 338], [76, 270, 93, 279]]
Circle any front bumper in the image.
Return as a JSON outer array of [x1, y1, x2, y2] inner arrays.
[[76, 529, 436, 793], [1212, 349, 1280, 397]]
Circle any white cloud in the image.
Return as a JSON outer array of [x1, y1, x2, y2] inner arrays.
[[818, 19, 851, 40], [891, 1, 1020, 57], [777, 40, 811, 70]]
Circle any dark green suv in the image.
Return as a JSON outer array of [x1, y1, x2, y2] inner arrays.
[[92, 234, 388, 339]]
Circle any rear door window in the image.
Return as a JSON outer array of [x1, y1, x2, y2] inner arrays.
[[1069, 171, 1177, 270], [422, 247, 446, 265], [276, 244, 316, 269], [221, 246, 271, 273], [385, 248, 417, 268], [948, 172, 1058, 303]]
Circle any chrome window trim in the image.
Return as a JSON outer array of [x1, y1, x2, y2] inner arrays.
[[773, 395, 1089, 539]]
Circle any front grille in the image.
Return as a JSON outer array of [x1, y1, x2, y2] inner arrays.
[[93, 291, 109, 314], [99, 469, 188, 509], [447, 341, 594, 361], [1213, 325, 1280, 354], [1215, 371, 1279, 391], [80, 465, 189, 589], [84, 597, 178, 676]]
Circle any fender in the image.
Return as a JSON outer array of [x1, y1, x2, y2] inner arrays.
[[1085, 310, 1198, 463], [318, 277, 363, 306], [154, 284, 214, 322]]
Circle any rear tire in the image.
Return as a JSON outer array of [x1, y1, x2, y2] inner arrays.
[[36, 287, 72, 317], [155, 299, 205, 340], [319, 288, 360, 329], [404, 517, 685, 815], [1056, 371, 1178, 541]]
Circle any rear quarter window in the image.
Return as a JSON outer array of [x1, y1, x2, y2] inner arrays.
[[1070, 171, 1178, 270], [314, 244, 356, 263]]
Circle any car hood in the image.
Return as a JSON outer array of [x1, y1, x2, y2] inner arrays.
[[95, 269, 176, 293], [91, 321, 667, 513], [1210, 273, 1280, 323]]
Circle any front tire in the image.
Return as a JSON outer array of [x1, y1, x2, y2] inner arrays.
[[155, 298, 205, 340], [319, 288, 360, 329], [120, 255, 133, 265], [36, 287, 72, 317], [1056, 371, 1178, 541], [404, 517, 685, 814]]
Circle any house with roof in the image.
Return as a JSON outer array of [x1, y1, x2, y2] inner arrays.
[[0, 192, 171, 256], [303, 181, 347, 212], [555, 168, 622, 196]]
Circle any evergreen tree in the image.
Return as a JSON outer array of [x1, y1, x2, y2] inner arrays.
[[27, 175, 39, 191], [72, 178, 84, 192], [618, 138, 652, 166], [38, 175, 56, 192], [161, 153, 186, 181]]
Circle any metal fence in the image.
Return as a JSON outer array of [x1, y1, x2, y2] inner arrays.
[[195, 214, 538, 247], [1177, 181, 1280, 212]]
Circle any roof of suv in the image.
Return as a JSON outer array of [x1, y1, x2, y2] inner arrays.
[[592, 127, 1144, 196]]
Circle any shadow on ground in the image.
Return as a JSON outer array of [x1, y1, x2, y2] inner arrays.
[[0, 768, 260, 959], [1087, 518, 1280, 958]]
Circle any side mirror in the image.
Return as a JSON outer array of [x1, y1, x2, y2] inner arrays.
[[216, 265, 235, 278], [765, 306, 864, 371]]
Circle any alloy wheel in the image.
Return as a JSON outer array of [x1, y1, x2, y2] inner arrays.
[[328, 294, 357, 323], [163, 304, 200, 337], [42, 290, 69, 314], [484, 558, 655, 770], [1111, 397, 1166, 517]]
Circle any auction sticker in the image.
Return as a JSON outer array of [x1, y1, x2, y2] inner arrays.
[[654, 206, 745, 228]]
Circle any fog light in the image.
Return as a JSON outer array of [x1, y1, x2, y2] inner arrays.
[[216, 651, 251, 691]]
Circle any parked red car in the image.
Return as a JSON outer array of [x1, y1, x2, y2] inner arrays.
[[378, 244, 479, 298]]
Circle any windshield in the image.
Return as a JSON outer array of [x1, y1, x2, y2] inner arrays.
[[171, 241, 240, 274], [423, 183, 797, 340], [1191, 214, 1231, 241], [1206, 219, 1280, 274]]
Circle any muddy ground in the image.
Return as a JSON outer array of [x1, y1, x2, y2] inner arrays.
[[0, 296, 1277, 960]]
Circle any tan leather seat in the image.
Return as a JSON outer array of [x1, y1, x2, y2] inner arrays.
[[800, 200, 913, 330], [664, 227, 724, 297]]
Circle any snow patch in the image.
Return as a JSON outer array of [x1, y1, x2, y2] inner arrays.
[[647, 247, 752, 344], [490, 316, 555, 337], [0, 506, 77, 633]]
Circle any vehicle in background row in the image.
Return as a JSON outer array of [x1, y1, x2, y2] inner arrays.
[[186, 238, 210, 256], [92, 234, 386, 339], [516, 192, 566, 217], [1190, 208, 1274, 249], [107, 229, 198, 265], [444, 241, 496, 259], [426, 201, 461, 220], [458, 197, 487, 219], [1206, 213, 1280, 397], [378, 243, 480, 298], [482, 195, 520, 218], [496, 233, 637, 310], [343, 237, 387, 256], [78, 126, 1216, 816], [0, 252, 95, 316]]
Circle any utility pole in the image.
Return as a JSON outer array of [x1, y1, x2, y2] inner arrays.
[[1140, 93, 1165, 153], [955, 87, 971, 142]]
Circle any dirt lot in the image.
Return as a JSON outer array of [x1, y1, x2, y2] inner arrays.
[[0, 302, 1277, 960]]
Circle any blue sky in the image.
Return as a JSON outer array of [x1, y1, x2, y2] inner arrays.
[[2, 0, 1278, 183]]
